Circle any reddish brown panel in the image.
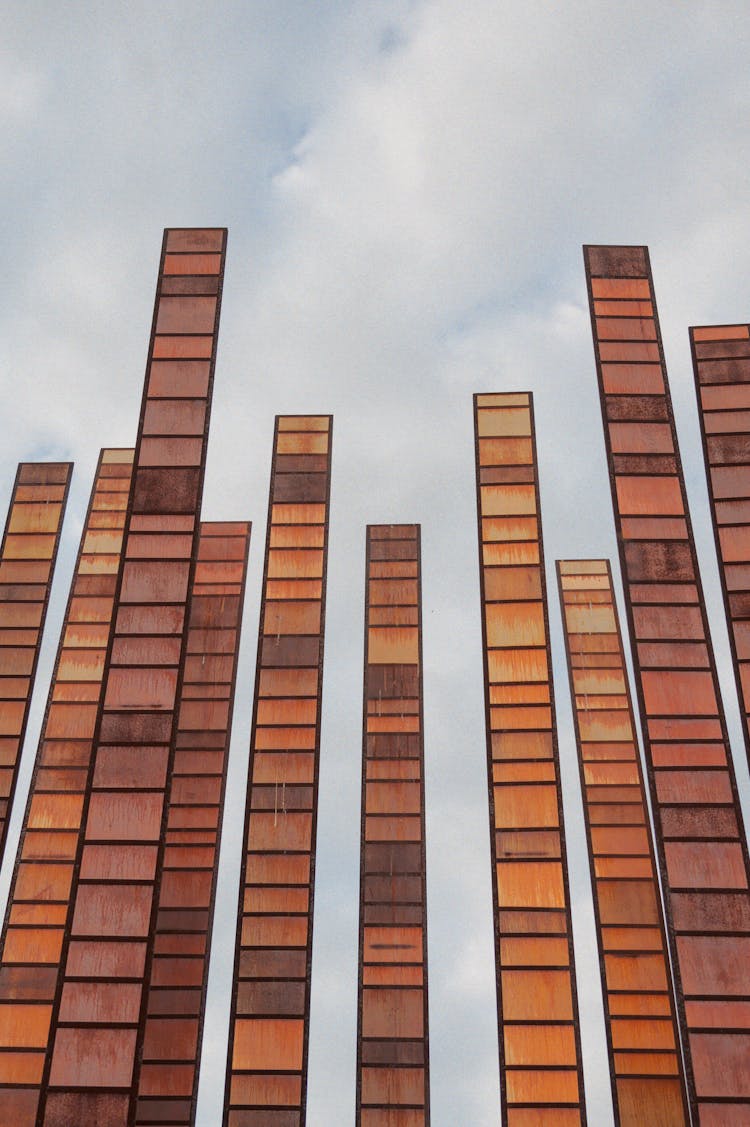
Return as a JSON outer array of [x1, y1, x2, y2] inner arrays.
[[474, 393, 586, 1123], [356, 526, 430, 1126], [36, 228, 227, 1125], [130, 521, 250, 1125], [0, 461, 72, 864], [585, 246, 750, 1122], [224, 416, 332, 1126], [557, 560, 689, 1124], [0, 450, 131, 1121]]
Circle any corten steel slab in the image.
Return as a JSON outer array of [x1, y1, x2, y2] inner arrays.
[[223, 415, 332, 1127], [584, 245, 750, 1124], [474, 392, 587, 1127], [691, 323, 750, 769], [0, 460, 72, 865], [356, 524, 430, 1127], [0, 450, 131, 1127], [133, 521, 251, 1125], [557, 559, 689, 1126], [36, 227, 228, 1127]]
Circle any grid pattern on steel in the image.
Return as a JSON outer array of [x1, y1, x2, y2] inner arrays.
[[691, 323, 750, 765], [133, 521, 251, 1125], [37, 228, 227, 1127], [584, 245, 750, 1123], [0, 450, 131, 1127], [356, 524, 430, 1127], [224, 415, 332, 1127], [0, 461, 72, 865], [557, 559, 688, 1126], [474, 392, 586, 1126]]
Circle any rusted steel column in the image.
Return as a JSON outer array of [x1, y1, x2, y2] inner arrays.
[[557, 559, 689, 1126], [0, 450, 130, 1127], [0, 460, 72, 863], [38, 227, 227, 1127], [691, 322, 750, 768], [133, 521, 251, 1125], [224, 415, 332, 1127], [474, 392, 587, 1127], [356, 524, 430, 1127], [584, 245, 750, 1123]]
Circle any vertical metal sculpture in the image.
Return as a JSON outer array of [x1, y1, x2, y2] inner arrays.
[[0, 450, 130, 1127], [691, 322, 750, 767], [584, 245, 750, 1123], [0, 461, 72, 864], [132, 521, 251, 1125], [474, 392, 587, 1126], [38, 227, 227, 1126], [356, 524, 430, 1127], [557, 559, 689, 1126], [224, 415, 332, 1127]]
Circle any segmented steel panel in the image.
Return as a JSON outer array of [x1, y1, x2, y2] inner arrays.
[[691, 323, 750, 767], [356, 524, 430, 1127], [474, 392, 587, 1127], [224, 415, 332, 1127], [38, 228, 227, 1127], [133, 521, 251, 1125], [0, 461, 72, 864], [0, 450, 131, 1127], [585, 245, 750, 1123], [557, 559, 688, 1126]]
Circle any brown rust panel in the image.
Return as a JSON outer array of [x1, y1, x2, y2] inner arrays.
[[473, 393, 586, 1123], [224, 416, 332, 1127], [357, 526, 430, 1126], [0, 462, 72, 864], [585, 245, 750, 1123], [557, 560, 689, 1124], [34, 228, 226, 1125], [0, 450, 131, 1119]]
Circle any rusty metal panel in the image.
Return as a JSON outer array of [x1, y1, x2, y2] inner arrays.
[[36, 228, 227, 1127], [691, 323, 750, 767], [557, 559, 689, 1126], [224, 415, 332, 1127], [0, 449, 131, 1127], [0, 460, 72, 865], [474, 393, 587, 1127], [585, 245, 750, 1123], [356, 524, 430, 1127], [132, 520, 251, 1125]]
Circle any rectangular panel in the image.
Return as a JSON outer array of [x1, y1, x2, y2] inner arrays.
[[474, 393, 586, 1124], [132, 521, 250, 1125], [557, 560, 689, 1125], [585, 246, 750, 1122], [224, 415, 332, 1127], [357, 525, 430, 1127], [0, 461, 72, 864], [0, 449, 132, 1126], [37, 228, 227, 1127]]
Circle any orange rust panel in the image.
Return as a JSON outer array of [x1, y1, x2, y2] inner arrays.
[[585, 245, 750, 1123], [474, 393, 585, 1121], [225, 416, 331, 1125]]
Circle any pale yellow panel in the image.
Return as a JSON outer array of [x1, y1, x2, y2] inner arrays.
[[486, 602, 545, 648], [477, 407, 532, 438], [368, 627, 419, 664], [480, 484, 537, 516]]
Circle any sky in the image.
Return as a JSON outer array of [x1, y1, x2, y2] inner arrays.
[[1, 3, 750, 1124]]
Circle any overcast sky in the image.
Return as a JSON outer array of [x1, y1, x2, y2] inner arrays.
[[2, 4, 750, 1124]]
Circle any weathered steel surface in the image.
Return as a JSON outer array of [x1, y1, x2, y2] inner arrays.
[[557, 559, 689, 1126], [132, 521, 251, 1124], [585, 245, 750, 1123], [224, 415, 332, 1127], [474, 392, 587, 1127], [0, 460, 72, 866], [37, 228, 227, 1126], [356, 524, 430, 1127], [0, 450, 129, 1127]]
